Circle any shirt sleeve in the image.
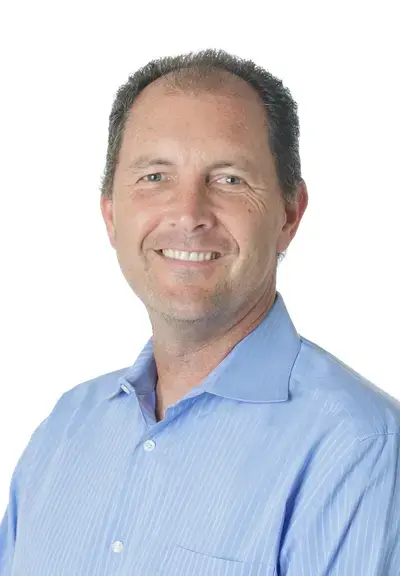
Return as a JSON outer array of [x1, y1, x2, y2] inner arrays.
[[279, 432, 400, 575], [0, 419, 49, 576]]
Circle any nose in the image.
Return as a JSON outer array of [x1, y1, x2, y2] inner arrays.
[[165, 184, 217, 233]]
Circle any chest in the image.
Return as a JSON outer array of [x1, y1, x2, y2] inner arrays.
[[12, 399, 306, 575]]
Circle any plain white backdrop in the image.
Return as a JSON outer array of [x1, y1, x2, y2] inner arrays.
[[0, 0, 399, 512]]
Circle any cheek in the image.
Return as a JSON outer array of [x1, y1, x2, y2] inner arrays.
[[114, 203, 146, 248], [235, 216, 275, 270], [236, 205, 267, 246]]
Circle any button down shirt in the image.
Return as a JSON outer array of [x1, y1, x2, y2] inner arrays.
[[1, 292, 399, 575]]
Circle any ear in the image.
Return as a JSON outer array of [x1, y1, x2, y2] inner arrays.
[[100, 195, 117, 250], [277, 180, 308, 253]]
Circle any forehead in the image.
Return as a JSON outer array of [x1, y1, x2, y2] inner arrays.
[[123, 73, 269, 149]]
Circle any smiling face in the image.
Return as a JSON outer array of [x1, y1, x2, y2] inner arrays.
[[101, 73, 307, 327]]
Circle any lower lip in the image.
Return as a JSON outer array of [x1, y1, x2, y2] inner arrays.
[[155, 251, 222, 266]]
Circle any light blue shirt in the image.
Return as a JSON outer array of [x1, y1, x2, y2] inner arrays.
[[1, 292, 399, 575]]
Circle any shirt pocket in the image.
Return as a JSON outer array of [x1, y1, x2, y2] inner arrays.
[[157, 544, 276, 576]]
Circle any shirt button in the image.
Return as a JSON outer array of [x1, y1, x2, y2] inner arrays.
[[143, 439, 156, 452], [111, 540, 124, 553]]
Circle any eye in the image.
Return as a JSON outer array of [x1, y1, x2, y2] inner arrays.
[[217, 175, 244, 185], [140, 173, 164, 182]]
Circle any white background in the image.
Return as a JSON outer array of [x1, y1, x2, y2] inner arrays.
[[0, 0, 399, 512]]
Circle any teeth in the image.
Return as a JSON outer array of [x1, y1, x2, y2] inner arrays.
[[161, 250, 219, 262]]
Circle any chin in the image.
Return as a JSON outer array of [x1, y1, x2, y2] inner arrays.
[[163, 305, 212, 322], [142, 282, 228, 320], [147, 298, 217, 323]]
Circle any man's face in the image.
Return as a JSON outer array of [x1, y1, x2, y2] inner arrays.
[[101, 74, 305, 325]]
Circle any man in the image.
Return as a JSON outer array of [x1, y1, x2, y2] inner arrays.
[[1, 49, 399, 575]]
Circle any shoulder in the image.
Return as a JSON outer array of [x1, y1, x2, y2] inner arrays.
[[291, 335, 400, 440], [45, 366, 129, 425], [11, 367, 129, 492], [24, 366, 128, 453], [58, 366, 128, 406]]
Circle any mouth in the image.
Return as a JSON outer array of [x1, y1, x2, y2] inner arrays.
[[154, 249, 222, 265]]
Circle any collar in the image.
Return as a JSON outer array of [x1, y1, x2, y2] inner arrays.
[[106, 291, 301, 404]]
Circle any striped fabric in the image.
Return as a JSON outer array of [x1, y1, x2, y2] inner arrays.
[[1, 291, 399, 575]]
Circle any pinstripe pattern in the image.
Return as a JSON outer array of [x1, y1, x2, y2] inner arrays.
[[1, 291, 399, 575]]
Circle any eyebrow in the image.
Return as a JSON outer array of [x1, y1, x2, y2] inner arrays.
[[127, 156, 175, 171], [126, 155, 256, 173]]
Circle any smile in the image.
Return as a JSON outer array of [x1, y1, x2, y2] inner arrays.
[[157, 249, 220, 262]]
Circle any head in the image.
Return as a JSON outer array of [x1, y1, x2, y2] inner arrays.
[[100, 49, 308, 332]]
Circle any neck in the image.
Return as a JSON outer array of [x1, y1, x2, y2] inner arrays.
[[151, 288, 277, 418]]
